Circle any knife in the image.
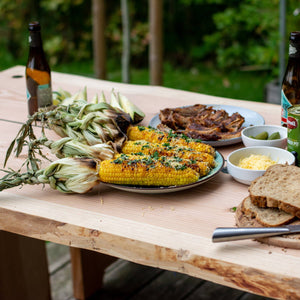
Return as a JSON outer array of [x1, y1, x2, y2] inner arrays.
[[212, 224, 300, 243]]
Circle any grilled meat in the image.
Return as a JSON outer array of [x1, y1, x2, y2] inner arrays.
[[159, 105, 245, 141]]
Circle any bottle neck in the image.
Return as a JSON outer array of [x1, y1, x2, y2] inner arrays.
[[29, 31, 43, 48]]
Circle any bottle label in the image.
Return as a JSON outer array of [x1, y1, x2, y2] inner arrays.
[[289, 45, 297, 56], [281, 89, 292, 125], [37, 84, 52, 107], [26, 88, 31, 101]]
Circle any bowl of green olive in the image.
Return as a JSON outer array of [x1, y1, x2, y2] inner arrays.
[[241, 125, 287, 148]]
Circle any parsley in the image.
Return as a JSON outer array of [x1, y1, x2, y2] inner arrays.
[[168, 130, 178, 139], [127, 159, 139, 166], [113, 157, 124, 164], [136, 152, 144, 156], [175, 164, 187, 170], [151, 151, 160, 159], [174, 157, 183, 162], [142, 157, 154, 165]]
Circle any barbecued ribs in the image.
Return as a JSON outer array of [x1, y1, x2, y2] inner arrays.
[[158, 104, 245, 141]]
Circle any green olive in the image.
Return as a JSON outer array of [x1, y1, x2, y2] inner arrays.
[[254, 131, 268, 140], [268, 132, 281, 140]]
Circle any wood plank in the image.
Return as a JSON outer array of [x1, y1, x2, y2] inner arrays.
[[47, 242, 71, 274], [185, 280, 244, 300], [240, 293, 272, 300], [50, 261, 73, 300], [0, 231, 51, 300], [130, 270, 203, 300], [91, 260, 163, 299], [70, 247, 116, 300]]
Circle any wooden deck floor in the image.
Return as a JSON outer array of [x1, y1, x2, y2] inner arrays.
[[47, 242, 272, 300]]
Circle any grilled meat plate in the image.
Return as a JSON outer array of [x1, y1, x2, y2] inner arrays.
[[158, 104, 245, 141]]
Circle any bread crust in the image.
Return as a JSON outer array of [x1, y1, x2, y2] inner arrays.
[[235, 202, 300, 249], [249, 164, 300, 217], [241, 197, 295, 227]]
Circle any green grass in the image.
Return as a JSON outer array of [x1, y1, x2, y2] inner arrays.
[[51, 60, 273, 103]]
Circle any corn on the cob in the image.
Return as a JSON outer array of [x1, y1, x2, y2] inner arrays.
[[49, 137, 115, 161], [99, 154, 199, 186], [0, 157, 100, 193], [114, 153, 210, 177], [127, 126, 215, 156], [121, 140, 215, 168], [38, 157, 100, 193]]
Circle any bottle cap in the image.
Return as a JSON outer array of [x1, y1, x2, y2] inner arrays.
[[28, 21, 41, 31]]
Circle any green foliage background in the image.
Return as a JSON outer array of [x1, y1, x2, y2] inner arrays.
[[1, 0, 300, 101], [1, 0, 300, 71]]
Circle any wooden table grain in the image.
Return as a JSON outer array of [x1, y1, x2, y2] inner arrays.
[[1, 66, 298, 300]]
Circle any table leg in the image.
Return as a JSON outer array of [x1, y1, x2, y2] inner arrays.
[[70, 247, 116, 300], [0, 231, 51, 300]]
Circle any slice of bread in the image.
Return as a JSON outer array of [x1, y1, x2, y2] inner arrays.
[[235, 201, 300, 249], [241, 196, 295, 227], [249, 164, 300, 217]]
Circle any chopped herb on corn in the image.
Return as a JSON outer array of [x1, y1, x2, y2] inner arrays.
[[127, 126, 215, 156], [121, 140, 215, 168], [114, 153, 211, 177], [99, 154, 199, 186]]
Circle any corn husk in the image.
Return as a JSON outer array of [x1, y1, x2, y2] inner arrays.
[[0, 158, 100, 193], [38, 157, 99, 193], [50, 137, 114, 161]]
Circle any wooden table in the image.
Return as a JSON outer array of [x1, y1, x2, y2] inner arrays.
[[0, 66, 299, 300]]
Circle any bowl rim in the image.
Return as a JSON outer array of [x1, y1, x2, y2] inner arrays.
[[241, 125, 287, 140], [227, 146, 295, 171]]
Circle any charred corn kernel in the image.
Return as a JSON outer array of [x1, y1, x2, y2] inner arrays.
[[114, 153, 211, 177], [99, 155, 199, 186], [122, 140, 215, 168], [127, 126, 215, 156]]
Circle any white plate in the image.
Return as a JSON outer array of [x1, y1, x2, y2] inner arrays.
[[149, 105, 265, 147], [100, 151, 224, 194]]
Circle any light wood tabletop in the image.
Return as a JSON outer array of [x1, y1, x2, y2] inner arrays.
[[0, 66, 298, 300]]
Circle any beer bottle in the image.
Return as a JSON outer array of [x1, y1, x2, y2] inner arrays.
[[281, 31, 300, 126], [26, 21, 52, 116]]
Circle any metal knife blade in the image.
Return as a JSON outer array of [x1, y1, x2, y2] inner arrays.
[[212, 225, 300, 243]]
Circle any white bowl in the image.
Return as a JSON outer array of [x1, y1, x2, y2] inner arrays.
[[241, 125, 287, 148], [227, 146, 295, 185]]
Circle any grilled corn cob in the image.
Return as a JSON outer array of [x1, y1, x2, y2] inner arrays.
[[127, 126, 215, 156], [121, 140, 215, 168], [114, 153, 210, 177], [99, 154, 199, 186]]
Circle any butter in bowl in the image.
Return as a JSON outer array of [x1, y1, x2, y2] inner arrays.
[[227, 146, 295, 185]]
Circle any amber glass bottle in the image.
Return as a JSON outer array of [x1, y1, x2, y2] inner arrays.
[[281, 31, 300, 126], [26, 21, 52, 116]]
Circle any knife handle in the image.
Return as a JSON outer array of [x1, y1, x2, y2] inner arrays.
[[212, 227, 290, 243]]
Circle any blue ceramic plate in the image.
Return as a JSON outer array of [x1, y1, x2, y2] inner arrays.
[[101, 151, 224, 194]]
